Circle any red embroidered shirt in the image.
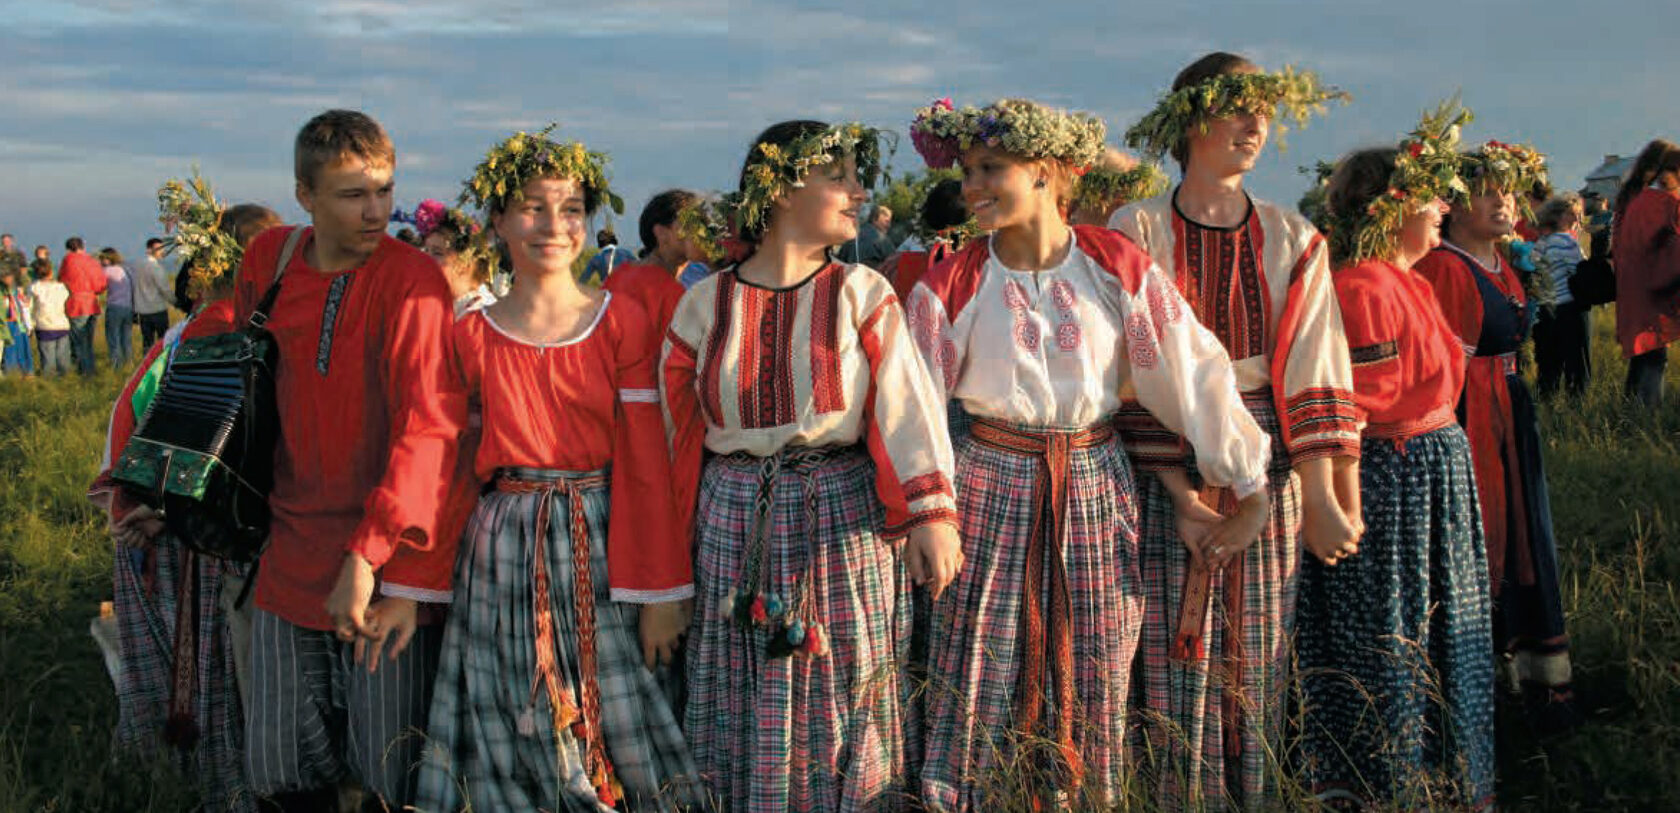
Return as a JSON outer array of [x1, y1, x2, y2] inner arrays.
[[234, 227, 467, 629]]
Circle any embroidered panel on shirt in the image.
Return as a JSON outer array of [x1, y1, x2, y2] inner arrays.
[[698, 275, 735, 426], [315, 271, 356, 375], [733, 285, 800, 429], [1349, 340, 1400, 366], [619, 388, 660, 403], [1180, 217, 1269, 361], [902, 471, 954, 503], [809, 266, 846, 414]]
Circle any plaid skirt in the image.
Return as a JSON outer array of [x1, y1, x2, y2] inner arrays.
[[112, 535, 255, 812], [415, 467, 697, 812], [685, 446, 916, 812], [1131, 390, 1300, 810], [1295, 425, 1495, 809], [921, 418, 1142, 811]]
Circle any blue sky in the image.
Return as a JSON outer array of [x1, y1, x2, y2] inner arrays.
[[0, 0, 1674, 256]]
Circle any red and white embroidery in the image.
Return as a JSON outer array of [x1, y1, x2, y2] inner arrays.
[[1014, 319, 1041, 352], [1056, 322, 1081, 351], [1126, 312, 1158, 369], [1146, 272, 1183, 338], [1003, 280, 1031, 312]]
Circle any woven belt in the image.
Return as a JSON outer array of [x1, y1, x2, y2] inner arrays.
[[1495, 351, 1519, 376], [495, 468, 619, 807], [968, 418, 1115, 793]]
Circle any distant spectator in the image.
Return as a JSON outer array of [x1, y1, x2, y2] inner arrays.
[[99, 247, 135, 368], [33, 245, 50, 266], [1612, 138, 1680, 407], [59, 236, 106, 376], [601, 189, 698, 331], [1582, 191, 1614, 257], [837, 203, 895, 266], [28, 258, 70, 375], [678, 261, 713, 289], [1532, 194, 1590, 395], [0, 233, 24, 278], [1, 261, 32, 375], [579, 227, 636, 286], [1514, 182, 1551, 242], [133, 238, 173, 348], [395, 226, 419, 246], [878, 179, 969, 300]]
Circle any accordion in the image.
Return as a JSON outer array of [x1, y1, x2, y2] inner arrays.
[[110, 226, 301, 562]]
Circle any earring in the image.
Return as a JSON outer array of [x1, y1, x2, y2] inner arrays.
[[1034, 179, 1047, 189]]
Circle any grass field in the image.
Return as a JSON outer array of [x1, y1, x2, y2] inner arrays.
[[1, 312, 1678, 811]]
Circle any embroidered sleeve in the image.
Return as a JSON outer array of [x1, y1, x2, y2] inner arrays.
[[609, 303, 694, 604], [1272, 235, 1360, 463], [1124, 265, 1270, 498], [854, 273, 958, 538], [904, 280, 961, 402]]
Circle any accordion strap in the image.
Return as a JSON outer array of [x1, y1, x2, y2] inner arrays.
[[248, 227, 307, 330]]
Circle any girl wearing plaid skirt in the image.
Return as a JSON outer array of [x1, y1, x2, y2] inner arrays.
[[1296, 129, 1495, 808], [904, 97, 1273, 811], [662, 120, 962, 811], [415, 130, 698, 812]]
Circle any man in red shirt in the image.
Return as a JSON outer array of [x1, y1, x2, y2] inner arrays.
[[58, 236, 106, 375], [235, 109, 466, 812]]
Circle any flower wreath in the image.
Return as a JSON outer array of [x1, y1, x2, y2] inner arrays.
[[1332, 98, 1473, 266], [674, 196, 731, 266], [728, 122, 891, 239], [1071, 161, 1171, 216], [1123, 66, 1350, 160], [414, 198, 481, 248], [910, 97, 1107, 172], [459, 124, 625, 218], [1459, 139, 1550, 219], [157, 170, 243, 299]]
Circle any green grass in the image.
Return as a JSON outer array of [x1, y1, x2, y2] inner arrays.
[[1, 312, 1678, 810]]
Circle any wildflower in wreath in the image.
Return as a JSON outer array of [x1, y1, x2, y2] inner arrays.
[[459, 124, 625, 219], [413, 198, 480, 243], [1124, 64, 1350, 162], [1460, 138, 1550, 220], [156, 170, 245, 300], [1330, 98, 1473, 266], [673, 195, 731, 266], [911, 96, 1106, 171], [1069, 148, 1170, 226], [724, 121, 891, 240]]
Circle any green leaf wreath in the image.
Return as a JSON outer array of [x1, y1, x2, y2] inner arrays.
[[1124, 66, 1350, 160], [1331, 98, 1473, 266], [156, 169, 244, 299]]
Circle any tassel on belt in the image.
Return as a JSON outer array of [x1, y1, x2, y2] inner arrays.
[[968, 418, 1115, 793], [494, 467, 620, 808]]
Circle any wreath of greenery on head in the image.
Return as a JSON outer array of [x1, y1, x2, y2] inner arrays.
[[1071, 161, 1171, 216], [725, 122, 892, 240], [414, 198, 481, 248], [1331, 98, 1473, 266], [1123, 66, 1350, 161], [911, 97, 1107, 171], [459, 124, 625, 219], [1459, 139, 1550, 220], [157, 169, 243, 299], [675, 196, 730, 266]]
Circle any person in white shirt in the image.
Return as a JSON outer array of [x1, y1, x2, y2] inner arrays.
[[133, 238, 175, 348]]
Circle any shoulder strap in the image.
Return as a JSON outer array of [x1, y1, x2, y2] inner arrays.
[[248, 227, 307, 329]]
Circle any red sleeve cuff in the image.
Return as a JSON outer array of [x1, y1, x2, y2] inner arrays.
[[347, 525, 428, 570]]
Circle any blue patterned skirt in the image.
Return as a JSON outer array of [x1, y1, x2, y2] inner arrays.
[[1294, 424, 1495, 809]]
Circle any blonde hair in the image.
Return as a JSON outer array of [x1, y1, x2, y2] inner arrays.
[[294, 109, 394, 188]]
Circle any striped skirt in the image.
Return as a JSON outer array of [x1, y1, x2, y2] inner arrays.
[[415, 467, 697, 812], [1295, 425, 1495, 809], [685, 445, 916, 812], [921, 418, 1142, 811], [112, 535, 255, 812], [1131, 390, 1300, 810]]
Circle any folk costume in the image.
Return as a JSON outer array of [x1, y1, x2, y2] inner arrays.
[[601, 261, 686, 339], [415, 295, 698, 812], [908, 225, 1271, 810], [1296, 256, 1495, 808], [233, 225, 467, 805], [1112, 60, 1355, 806], [663, 257, 958, 811], [90, 298, 256, 813], [1108, 192, 1357, 807], [1415, 240, 1575, 721]]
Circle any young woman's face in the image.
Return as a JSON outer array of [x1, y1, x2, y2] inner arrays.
[[1452, 187, 1516, 241], [1186, 108, 1270, 177], [492, 176, 587, 276], [1398, 198, 1448, 260], [773, 153, 867, 247], [957, 145, 1046, 231]]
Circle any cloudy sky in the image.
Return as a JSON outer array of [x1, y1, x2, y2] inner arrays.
[[0, 0, 1674, 255]]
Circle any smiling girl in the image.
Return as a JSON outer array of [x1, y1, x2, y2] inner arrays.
[[906, 97, 1270, 810], [663, 120, 961, 811], [415, 128, 697, 812]]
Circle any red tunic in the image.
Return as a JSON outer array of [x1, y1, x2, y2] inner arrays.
[[89, 300, 239, 518], [234, 227, 467, 629], [1414, 244, 1529, 591], [1331, 260, 1464, 440], [454, 295, 691, 600], [61, 251, 108, 318], [601, 262, 685, 340], [1612, 188, 1680, 357]]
